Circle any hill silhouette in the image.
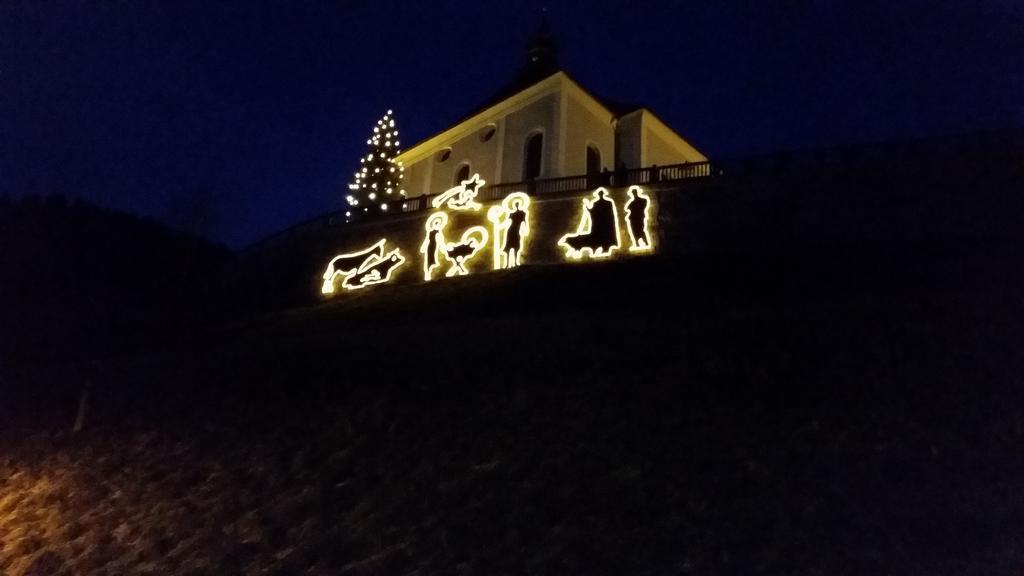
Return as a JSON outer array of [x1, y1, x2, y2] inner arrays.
[[0, 195, 229, 364], [0, 196, 229, 425]]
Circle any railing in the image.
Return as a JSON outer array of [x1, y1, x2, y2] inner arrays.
[[246, 161, 715, 252], [462, 161, 713, 204], [400, 197, 425, 213], [536, 174, 592, 194], [404, 162, 712, 213], [482, 182, 522, 201]]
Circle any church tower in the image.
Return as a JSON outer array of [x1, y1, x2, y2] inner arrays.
[[521, 16, 559, 84]]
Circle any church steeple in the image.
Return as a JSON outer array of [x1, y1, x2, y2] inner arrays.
[[522, 12, 558, 80]]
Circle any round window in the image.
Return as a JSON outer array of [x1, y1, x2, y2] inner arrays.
[[436, 148, 452, 163], [480, 125, 496, 142]]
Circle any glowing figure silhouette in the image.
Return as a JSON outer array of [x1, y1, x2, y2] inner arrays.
[[420, 212, 449, 281], [624, 186, 652, 252], [558, 188, 621, 259], [487, 192, 531, 270], [432, 173, 485, 212], [444, 226, 489, 276], [321, 239, 406, 294]]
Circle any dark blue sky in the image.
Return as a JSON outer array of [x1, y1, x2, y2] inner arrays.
[[1, 0, 1021, 247]]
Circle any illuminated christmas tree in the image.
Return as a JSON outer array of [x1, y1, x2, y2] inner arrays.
[[345, 110, 405, 222]]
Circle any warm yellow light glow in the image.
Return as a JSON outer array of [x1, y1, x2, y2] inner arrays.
[[443, 226, 488, 277], [420, 212, 449, 281], [431, 173, 485, 212], [487, 192, 531, 270], [558, 188, 621, 260], [624, 186, 653, 252], [420, 211, 490, 280], [321, 239, 406, 294]]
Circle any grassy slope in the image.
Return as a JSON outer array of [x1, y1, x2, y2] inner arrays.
[[1, 246, 1023, 575]]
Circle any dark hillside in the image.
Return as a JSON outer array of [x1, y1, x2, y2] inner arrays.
[[2, 242, 1022, 575], [2, 131, 1022, 575], [0, 196, 229, 423]]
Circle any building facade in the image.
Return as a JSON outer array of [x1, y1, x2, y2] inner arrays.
[[396, 29, 706, 199]]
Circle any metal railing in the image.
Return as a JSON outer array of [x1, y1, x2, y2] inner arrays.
[[248, 161, 715, 252], [400, 197, 425, 213], [413, 160, 713, 210]]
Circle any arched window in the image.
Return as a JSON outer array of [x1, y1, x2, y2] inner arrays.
[[586, 144, 602, 175], [523, 132, 543, 181], [454, 163, 470, 186]]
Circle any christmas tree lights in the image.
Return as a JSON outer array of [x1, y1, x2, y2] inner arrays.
[[346, 110, 406, 222]]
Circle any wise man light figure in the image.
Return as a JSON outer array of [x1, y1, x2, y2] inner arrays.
[[488, 192, 531, 270], [558, 188, 620, 259], [624, 187, 651, 251], [420, 212, 448, 281]]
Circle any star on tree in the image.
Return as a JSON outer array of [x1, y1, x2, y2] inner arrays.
[[345, 110, 406, 222]]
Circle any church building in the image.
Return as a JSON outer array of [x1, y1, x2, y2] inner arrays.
[[259, 22, 718, 299], [396, 23, 707, 200]]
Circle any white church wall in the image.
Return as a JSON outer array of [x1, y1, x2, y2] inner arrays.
[[425, 123, 502, 194], [499, 92, 560, 182], [563, 88, 615, 175], [645, 126, 687, 167], [396, 72, 706, 199], [616, 111, 644, 169], [404, 159, 430, 199], [642, 112, 708, 167]]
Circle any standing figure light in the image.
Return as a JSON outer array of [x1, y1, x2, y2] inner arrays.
[[487, 192, 531, 270], [420, 212, 449, 281], [322, 239, 406, 294], [558, 188, 621, 259], [623, 186, 652, 252], [432, 173, 485, 212]]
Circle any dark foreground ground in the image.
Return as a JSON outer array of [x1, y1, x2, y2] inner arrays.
[[1, 242, 1023, 576]]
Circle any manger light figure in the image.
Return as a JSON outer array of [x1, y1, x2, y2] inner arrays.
[[487, 192, 531, 270], [558, 188, 621, 260], [444, 226, 488, 277], [420, 212, 449, 281], [624, 186, 653, 252], [432, 173, 485, 212], [321, 239, 406, 294]]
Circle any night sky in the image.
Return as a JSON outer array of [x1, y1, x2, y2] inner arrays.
[[2, 0, 1021, 248]]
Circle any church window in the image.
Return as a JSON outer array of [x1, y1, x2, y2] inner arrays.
[[454, 163, 470, 186], [586, 144, 602, 174], [523, 132, 543, 181]]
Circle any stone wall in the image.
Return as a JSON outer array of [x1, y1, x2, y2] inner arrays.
[[310, 184, 664, 299]]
